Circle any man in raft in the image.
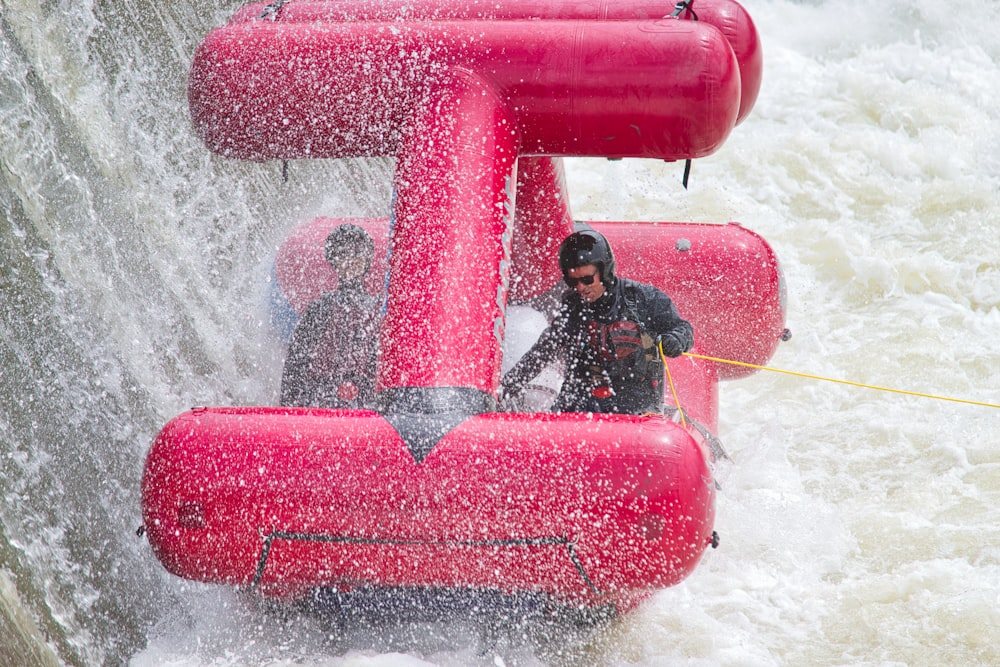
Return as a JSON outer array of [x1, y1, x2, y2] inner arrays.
[[280, 224, 381, 409], [500, 229, 693, 415]]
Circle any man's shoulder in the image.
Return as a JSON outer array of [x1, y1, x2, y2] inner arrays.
[[620, 277, 668, 302]]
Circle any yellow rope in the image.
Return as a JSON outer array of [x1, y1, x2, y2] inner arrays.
[[683, 352, 1000, 410], [658, 341, 688, 427]]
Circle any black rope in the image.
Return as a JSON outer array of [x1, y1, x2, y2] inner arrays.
[[258, 0, 291, 20], [252, 531, 602, 594], [669, 1, 697, 185], [566, 542, 601, 594], [669, 0, 698, 21]]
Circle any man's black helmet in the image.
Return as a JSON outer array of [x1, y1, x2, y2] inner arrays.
[[324, 223, 375, 272], [558, 230, 616, 284]]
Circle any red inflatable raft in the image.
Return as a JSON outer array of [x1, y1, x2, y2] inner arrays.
[[142, 0, 784, 615]]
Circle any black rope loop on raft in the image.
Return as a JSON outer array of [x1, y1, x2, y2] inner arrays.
[[666, 1, 697, 186], [669, 0, 699, 21], [258, 0, 291, 20], [252, 531, 603, 594]]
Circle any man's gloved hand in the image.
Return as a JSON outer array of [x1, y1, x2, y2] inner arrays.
[[657, 332, 686, 358]]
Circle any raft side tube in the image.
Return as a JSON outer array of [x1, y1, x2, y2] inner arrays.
[[141, 407, 716, 609], [273, 218, 785, 380], [229, 0, 761, 123], [188, 19, 740, 161]]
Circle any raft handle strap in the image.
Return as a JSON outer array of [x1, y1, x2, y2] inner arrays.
[[252, 531, 602, 594], [669, 0, 699, 21], [667, 0, 696, 187], [258, 0, 291, 20]]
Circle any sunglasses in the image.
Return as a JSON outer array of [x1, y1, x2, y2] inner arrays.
[[564, 272, 599, 288]]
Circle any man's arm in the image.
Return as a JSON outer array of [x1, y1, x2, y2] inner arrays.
[[643, 285, 694, 357], [499, 307, 570, 400], [279, 300, 328, 406]]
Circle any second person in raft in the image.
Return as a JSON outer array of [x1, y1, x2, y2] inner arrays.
[[280, 223, 382, 409], [500, 229, 694, 415]]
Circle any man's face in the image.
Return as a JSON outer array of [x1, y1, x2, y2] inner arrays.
[[333, 254, 368, 281], [564, 264, 605, 303]]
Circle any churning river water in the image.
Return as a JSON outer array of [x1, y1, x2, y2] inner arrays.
[[2, 0, 999, 664]]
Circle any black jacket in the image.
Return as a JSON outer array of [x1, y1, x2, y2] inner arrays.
[[280, 279, 381, 408], [502, 277, 694, 415]]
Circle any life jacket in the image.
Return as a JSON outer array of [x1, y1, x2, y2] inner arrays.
[[306, 291, 380, 407], [561, 285, 663, 413], [581, 319, 661, 395]]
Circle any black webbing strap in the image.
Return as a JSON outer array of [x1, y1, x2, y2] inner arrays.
[[258, 0, 291, 20], [252, 531, 602, 594], [669, 0, 699, 20]]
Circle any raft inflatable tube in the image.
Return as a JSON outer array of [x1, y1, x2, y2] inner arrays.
[[272, 215, 786, 384], [229, 0, 762, 126], [189, 1, 759, 161], [141, 0, 782, 616], [142, 388, 717, 613]]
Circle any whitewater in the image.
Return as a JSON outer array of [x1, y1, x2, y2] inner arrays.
[[1, 0, 998, 664]]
